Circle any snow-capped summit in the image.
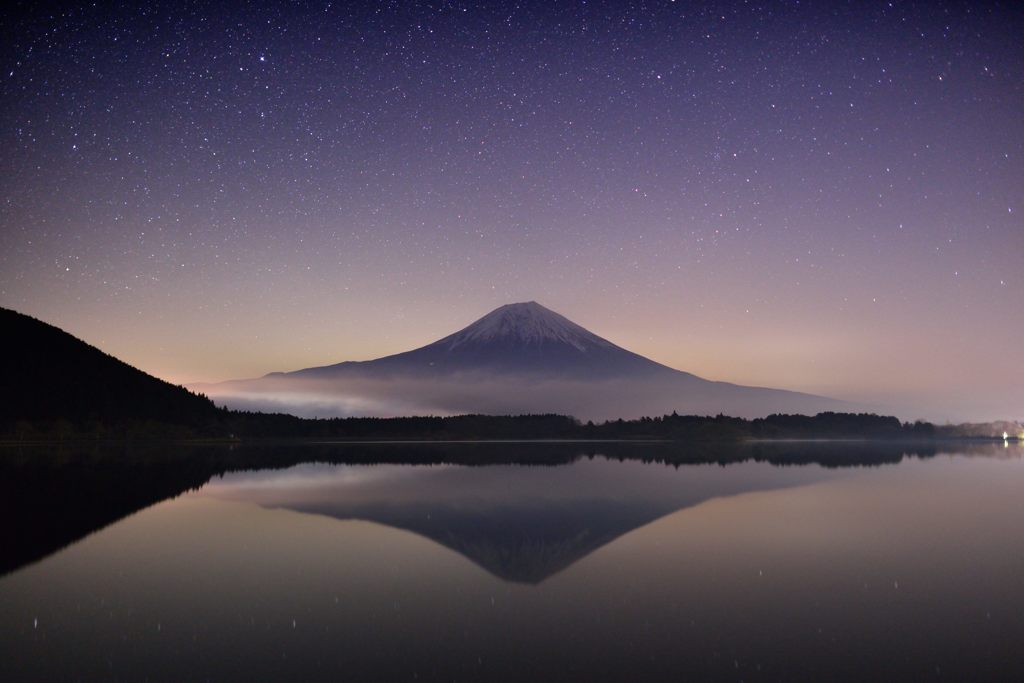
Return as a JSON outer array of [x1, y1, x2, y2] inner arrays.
[[320, 300, 671, 378], [438, 301, 614, 352]]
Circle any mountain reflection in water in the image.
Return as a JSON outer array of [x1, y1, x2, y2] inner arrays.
[[198, 458, 843, 583], [2, 441, 1024, 682], [0, 439, 959, 579]]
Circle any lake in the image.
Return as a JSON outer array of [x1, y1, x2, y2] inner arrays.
[[1, 441, 1023, 681]]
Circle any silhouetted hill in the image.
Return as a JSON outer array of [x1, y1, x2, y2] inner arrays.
[[0, 307, 220, 435]]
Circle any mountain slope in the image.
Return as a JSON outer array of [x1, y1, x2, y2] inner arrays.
[[0, 307, 219, 429], [199, 302, 851, 419]]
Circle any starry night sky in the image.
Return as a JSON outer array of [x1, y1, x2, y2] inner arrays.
[[1, 1, 1021, 420]]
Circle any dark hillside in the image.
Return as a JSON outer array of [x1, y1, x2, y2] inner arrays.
[[0, 307, 219, 432]]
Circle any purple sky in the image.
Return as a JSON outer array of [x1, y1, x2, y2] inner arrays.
[[1, 1, 1021, 420]]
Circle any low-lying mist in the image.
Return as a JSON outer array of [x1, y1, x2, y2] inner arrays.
[[196, 372, 858, 422]]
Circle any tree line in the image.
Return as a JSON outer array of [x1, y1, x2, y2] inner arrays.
[[3, 409, 945, 442]]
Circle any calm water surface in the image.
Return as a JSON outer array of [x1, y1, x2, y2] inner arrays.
[[1, 442, 1023, 681]]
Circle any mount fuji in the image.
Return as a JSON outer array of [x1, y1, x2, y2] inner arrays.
[[195, 302, 849, 419], [290, 301, 674, 379]]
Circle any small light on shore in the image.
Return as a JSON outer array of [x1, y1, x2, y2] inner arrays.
[[1004, 432, 1009, 440]]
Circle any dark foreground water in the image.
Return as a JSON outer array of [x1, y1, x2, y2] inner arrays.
[[1, 441, 1023, 681]]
